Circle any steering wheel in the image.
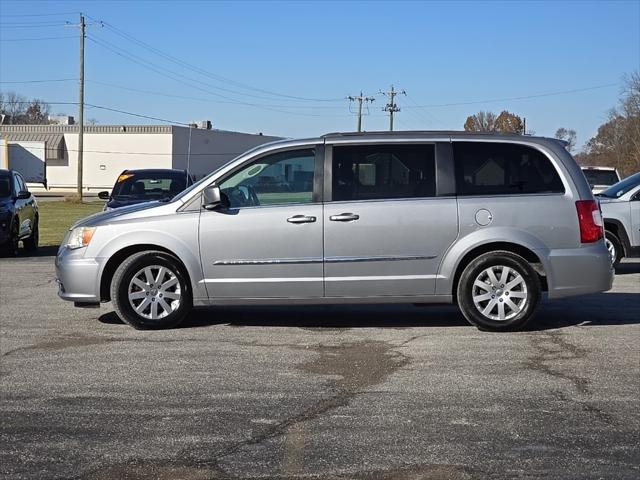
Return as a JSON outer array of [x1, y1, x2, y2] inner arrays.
[[223, 185, 260, 208], [245, 185, 260, 206]]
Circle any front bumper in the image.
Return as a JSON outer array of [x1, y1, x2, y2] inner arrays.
[[55, 246, 104, 303], [543, 242, 614, 299]]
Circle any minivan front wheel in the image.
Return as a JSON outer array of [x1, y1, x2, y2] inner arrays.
[[111, 251, 192, 329], [457, 251, 541, 331]]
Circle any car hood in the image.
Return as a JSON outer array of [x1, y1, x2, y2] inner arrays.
[[71, 200, 181, 229]]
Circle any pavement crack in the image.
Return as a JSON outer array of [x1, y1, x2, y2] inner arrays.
[[204, 340, 409, 465], [525, 329, 616, 424]]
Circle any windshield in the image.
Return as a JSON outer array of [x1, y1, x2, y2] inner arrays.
[[111, 171, 189, 200], [599, 172, 640, 198], [582, 169, 619, 186], [0, 174, 10, 197]]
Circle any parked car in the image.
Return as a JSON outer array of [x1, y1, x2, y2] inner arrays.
[[56, 132, 613, 331], [98, 169, 194, 210], [581, 166, 621, 194], [597, 172, 640, 266], [0, 169, 38, 256]]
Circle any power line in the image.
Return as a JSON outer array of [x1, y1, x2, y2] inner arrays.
[[0, 12, 80, 17], [405, 83, 619, 108], [0, 35, 77, 41], [0, 22, 71, 28], [86, 33, 337, 107], [85, 36, 345, 117], [89, 17, 344, 103], [86, 80, 346, 109], [4, 100, 196, 125], [404, 93, 444, 127], [0, 78, 77, 84]]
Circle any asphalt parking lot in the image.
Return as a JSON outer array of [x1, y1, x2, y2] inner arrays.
[[1, 252, 639, 480]]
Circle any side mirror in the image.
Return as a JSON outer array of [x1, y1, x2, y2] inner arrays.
[[98, 191, 110, 200], [17, 190, 31, 200], [203, 184, 229, 210]]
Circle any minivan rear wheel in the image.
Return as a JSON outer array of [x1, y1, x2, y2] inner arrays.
[[604, 231, 622, 267], [110, 250, 192, 329], [457, 251, 541, 331]]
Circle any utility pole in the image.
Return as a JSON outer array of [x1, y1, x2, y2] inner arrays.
[[380, 85, 405, 131], [67, 14, 102, 201], [347, 92, 375, 132], [77, 13, 85, 201]]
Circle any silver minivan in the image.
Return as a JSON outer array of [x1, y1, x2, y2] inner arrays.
[[55, 132, 613, 331]]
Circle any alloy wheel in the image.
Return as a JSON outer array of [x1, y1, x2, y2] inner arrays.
[[472, 265, 528, 321], [605, 237, 616, 265], [128, 265, 182, 320]]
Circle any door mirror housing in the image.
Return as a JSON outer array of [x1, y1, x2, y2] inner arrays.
[[17, 190, 31, 200], [98, 191, 110, 200], [203, 184, 229, 210]]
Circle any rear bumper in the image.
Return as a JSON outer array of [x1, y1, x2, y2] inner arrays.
[[542, 242, 614, 299], [55, 246, 104, 303]]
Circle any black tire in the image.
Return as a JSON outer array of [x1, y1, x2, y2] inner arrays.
[[1, 220, 19, 257], [456, 251, 541, 331], [23, 217, 39, 252], [110, 250, 193, 329], [605, 230, 623, 268]]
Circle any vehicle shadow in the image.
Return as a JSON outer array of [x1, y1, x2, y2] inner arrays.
[[0, 245, 59, 259], [615, 260, 640, 275], [98, 292, 640, 331]]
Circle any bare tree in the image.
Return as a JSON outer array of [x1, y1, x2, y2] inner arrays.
[[464, 111, 497, 132], [24, 99, 51, 125], [0, 91, 53, 125], [555, 127, 577, 152], [0, 91, 27, 124], [579, 72, 640, 176]]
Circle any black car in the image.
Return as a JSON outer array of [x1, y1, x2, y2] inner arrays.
[[98, 169, 194, 210], [0, 169, 39, 256]]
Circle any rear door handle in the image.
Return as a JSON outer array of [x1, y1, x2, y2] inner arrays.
[[329, 213, 359, 222], [287, 215, 316, 224]]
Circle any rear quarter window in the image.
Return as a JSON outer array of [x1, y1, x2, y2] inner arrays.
[[453, 142, 564, 196]]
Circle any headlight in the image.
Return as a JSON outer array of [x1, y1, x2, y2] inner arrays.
[[66, 226, 97, 249]]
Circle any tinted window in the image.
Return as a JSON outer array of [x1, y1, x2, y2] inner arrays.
[[332, 144, 436, 201], [582, 169, 619, 186], [111, 171, 188, 199], [453, 142, 564, 195], [219, 149, 315, 208], [0, 174, 10, 197]]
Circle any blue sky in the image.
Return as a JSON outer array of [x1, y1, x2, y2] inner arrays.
[[1, 0, 638, 149]]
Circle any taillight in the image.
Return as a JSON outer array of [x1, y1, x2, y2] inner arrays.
[[575, 200, 604, 243]]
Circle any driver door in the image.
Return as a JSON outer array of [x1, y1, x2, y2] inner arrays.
[[198, 146, 324, 299]]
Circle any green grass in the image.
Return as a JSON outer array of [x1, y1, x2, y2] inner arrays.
[[38, 202, 105, 247]]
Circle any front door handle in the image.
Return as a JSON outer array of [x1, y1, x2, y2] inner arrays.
[[287, 215, 316, 224], [329, 213, 359, 222]]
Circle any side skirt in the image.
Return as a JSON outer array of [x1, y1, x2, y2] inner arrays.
[[193, 294, 453, 307]]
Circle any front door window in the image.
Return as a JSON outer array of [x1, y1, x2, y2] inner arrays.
[[219, 149, 316, 208]]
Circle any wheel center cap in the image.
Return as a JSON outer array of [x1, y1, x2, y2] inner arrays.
[[496, 289, 504, 296], [151, 289, 157, 296]]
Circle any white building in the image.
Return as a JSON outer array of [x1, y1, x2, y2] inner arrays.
[[0, 124, 280, 193]]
